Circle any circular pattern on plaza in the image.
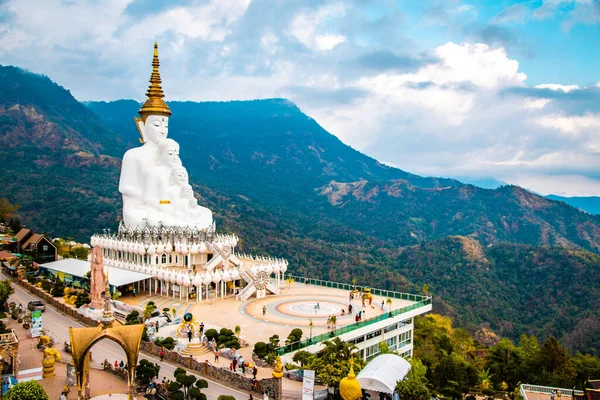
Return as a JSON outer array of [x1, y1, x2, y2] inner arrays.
[[243, 295, 356, 326]]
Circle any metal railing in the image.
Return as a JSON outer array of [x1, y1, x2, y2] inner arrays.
[[275, 296, 431, 355], [520, 384, 584, 397], [283, 275, 429, 303]]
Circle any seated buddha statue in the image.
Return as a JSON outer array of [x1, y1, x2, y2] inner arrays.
[[143, 138, 183, 227], [119, 43, 172, 228], [180, 184, 213, 229]]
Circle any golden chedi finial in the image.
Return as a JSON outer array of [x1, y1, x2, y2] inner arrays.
[[138, 42, 171, 121], [339, 358, 362, 400]]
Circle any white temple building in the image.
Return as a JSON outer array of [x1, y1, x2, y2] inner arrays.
[[90, 43, 288, 303]]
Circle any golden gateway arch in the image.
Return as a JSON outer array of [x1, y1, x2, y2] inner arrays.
[[69, 319, 144, 399], [69, 282, 145, 400]]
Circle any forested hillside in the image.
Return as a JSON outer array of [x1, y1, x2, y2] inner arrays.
[[2, 65, 600, 354]]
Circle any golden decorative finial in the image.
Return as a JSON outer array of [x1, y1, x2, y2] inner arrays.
[[340, 358, 361, 400], [138, 42, 171, 121], [272, 356, 284, 379]]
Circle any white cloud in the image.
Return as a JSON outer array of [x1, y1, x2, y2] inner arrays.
[[286, 3, 347, 51], [536, 113, 600, 134], [523, 98, 551, 110], [534, 83, 580, 92], [122, 0, 250, 42], [505, 173, 600, 197]]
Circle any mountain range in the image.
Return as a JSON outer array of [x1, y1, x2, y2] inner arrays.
[[546, 195, 600, 216], [2, 64, 600, 354]]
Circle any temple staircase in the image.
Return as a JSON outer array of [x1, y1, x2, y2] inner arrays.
[[236, 284, 256, 301], [181, 343, 212, 357], [235, 265, 279, 301]]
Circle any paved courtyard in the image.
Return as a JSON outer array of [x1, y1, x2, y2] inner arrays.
[[121, 281, 414, 378]]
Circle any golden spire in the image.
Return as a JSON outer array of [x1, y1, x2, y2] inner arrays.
[[138, 42, 171, 121], [339, 358, 362, 400]]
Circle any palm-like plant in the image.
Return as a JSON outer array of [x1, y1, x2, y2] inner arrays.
[[320, 337, 357, 364], [477, 368, 493, 392]]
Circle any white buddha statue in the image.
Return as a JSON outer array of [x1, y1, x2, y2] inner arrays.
[[119, 42, 172, 228], [143, 138, 183, 227], [180, 184, 213, 229]]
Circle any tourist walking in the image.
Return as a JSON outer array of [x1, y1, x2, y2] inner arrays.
[[132, 288, 136, 297], [200, 322, 205, 335], [233, 357, 238, 372], [187, 328, 193, 342], [348, 304, 353, 314], [381, 300, 385, 310], [262, 305, 266, 316], [215, 350, 219, 362], [253, 366, 258, 378], [160, 348, 165, 362]]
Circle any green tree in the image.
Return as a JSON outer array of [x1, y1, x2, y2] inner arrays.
[[234, 325, 241, 338], [0, 198, 19, 222], [572, 353, 600, 389], [292, 350, 316, 367], [0, 280, 15, 308], [538, 336, 576, 388], [378, 341, 393, 355], [485, 338, 525, 389], [169, 369, 208, 400], [135, 359, 161, 385], [5, 380, 49, 400], [321, 337, 358, 364], [217, 396, 235, 400], [519, 334, 541, 383], [396, 358, 430, 400], [143, 301, 156, 320]]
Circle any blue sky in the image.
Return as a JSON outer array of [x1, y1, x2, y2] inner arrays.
[[0, 0, 599, 196]]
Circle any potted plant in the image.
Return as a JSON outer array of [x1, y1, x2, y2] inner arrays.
[[23, 312, 32, 329]]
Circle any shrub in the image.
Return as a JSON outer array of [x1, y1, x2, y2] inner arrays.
[[217, 396, 236, 400], [125, 311, 141, 325], [136, 359, 161, 385], [50, 281, 65, 297], [286, 328, 303, 344], [74, 292, 90, 308], [5, 380, 49, 400], [0, 321, 10, 334], [254, 342, 268, 358], [154, 336, 175, 350], [41, 280, 52, 292], [205, 329, 218, 341]]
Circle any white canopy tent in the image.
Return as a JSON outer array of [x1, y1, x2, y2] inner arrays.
[[356, 354, 412, 394], [40, 259, 152, 287]]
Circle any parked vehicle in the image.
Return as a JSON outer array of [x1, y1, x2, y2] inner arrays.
[[27, 300, 46, 312]]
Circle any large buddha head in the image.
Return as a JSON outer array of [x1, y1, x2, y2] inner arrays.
[[136, 42, 171, 145], [157, 138, 181, 168]]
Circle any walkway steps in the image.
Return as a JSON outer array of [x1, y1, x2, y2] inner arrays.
[[181, 343, 212, 357]]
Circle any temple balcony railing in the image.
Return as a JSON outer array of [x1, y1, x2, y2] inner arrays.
[[275, 294, 431, 356], [520, 384, 584, 399], [282, 274, 430, 303]]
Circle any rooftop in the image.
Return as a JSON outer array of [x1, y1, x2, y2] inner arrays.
[[120, 275, 429, 357], [40, 258, 152, 287]]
